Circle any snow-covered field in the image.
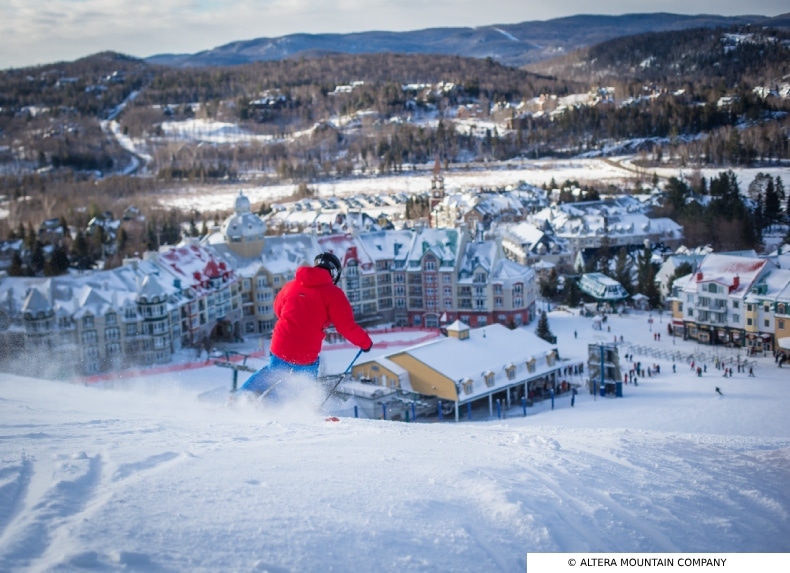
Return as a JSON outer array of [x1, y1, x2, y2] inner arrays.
[[1, 309, 788, 572], [154, 156, 790, 217]]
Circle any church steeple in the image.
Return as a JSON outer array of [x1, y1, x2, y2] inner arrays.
[[429, 156, 445, 228]]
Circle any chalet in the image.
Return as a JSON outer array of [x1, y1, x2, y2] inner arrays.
[[351, 321, 562, 422]]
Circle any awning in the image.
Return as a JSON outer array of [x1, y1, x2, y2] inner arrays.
[[779, 337, 790, 350]]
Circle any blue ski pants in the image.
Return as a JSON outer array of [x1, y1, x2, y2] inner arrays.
[[240, 353, 320, 397]]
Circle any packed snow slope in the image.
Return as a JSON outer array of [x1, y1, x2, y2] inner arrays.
[[1, 309, 789, 572]]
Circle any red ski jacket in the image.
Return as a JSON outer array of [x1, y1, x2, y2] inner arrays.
[[269, 266, 372, 365]]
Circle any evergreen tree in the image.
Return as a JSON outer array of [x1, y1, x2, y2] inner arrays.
[[644, 264, 661, 309], [764, 177, 780, 226], [563, 278, 582, 307], [45, 244, 70, 276], [539, 268, 559, 298], [9, 252, 24, 276], [636, 245, 656, 299], [30, 240, 46, 275], [614, 248, 633, 294], [667, 262, 694, 295], [535, 311, 555, 343], [664, 177, 691, 214], [71, 230, 91, 270]]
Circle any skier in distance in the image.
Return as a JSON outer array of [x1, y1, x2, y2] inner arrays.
[[241, 252, 373, 395]]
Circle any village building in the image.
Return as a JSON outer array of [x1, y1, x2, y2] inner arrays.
[[350, 321, 562, 422], [669, 253, 777, 349], [0, 190, 539, 376]]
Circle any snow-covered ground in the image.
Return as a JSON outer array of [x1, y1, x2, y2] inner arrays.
[[153, 156, 789, 217], [1, 309, 788, 572]]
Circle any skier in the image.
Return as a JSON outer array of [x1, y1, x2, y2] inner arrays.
[[240, 252, 373, 396], [715, 387, 724, 397]]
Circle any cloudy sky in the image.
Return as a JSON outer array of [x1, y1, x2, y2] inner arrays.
[[2, 0, 788, 70]]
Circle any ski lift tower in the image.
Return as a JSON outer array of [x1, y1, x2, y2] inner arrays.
[[587, 342, 622, 397]]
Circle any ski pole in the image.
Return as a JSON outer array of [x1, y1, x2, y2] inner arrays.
[[320, 348, 364, 408]]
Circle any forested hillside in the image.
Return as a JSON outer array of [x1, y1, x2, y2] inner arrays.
[[0, 23, 788, 266]]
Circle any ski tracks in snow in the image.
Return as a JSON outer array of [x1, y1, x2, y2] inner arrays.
[[0, 421, 188, 572], [475, 428, 790, 553]]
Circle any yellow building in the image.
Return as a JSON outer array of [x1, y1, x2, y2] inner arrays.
[[352, 321, 561, 422]]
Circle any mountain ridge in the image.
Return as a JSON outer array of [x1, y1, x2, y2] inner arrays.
[[145, 12, 790, 68]]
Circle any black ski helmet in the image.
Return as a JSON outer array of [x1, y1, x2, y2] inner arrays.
[[314, 252, 342, 285]]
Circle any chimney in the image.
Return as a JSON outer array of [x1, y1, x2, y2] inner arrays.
[[732, 275, 739, 290], [697, 272, 703, 281]]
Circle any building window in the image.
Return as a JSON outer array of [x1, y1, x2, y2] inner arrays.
[[779, 319, 785, 330], [732, 301, 739, 309], [747, 318, 753, 326], [463, 380, 474, 395], [765, 319, 770, 328], [82, 316, 94, 328], [484, 372, 495, 387]]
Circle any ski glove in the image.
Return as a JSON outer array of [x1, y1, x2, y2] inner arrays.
[[363, 344, 373, 352]]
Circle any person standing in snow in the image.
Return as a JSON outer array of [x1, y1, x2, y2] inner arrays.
[[241, 252, 373, 394], [716, 387, 724, 396]]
